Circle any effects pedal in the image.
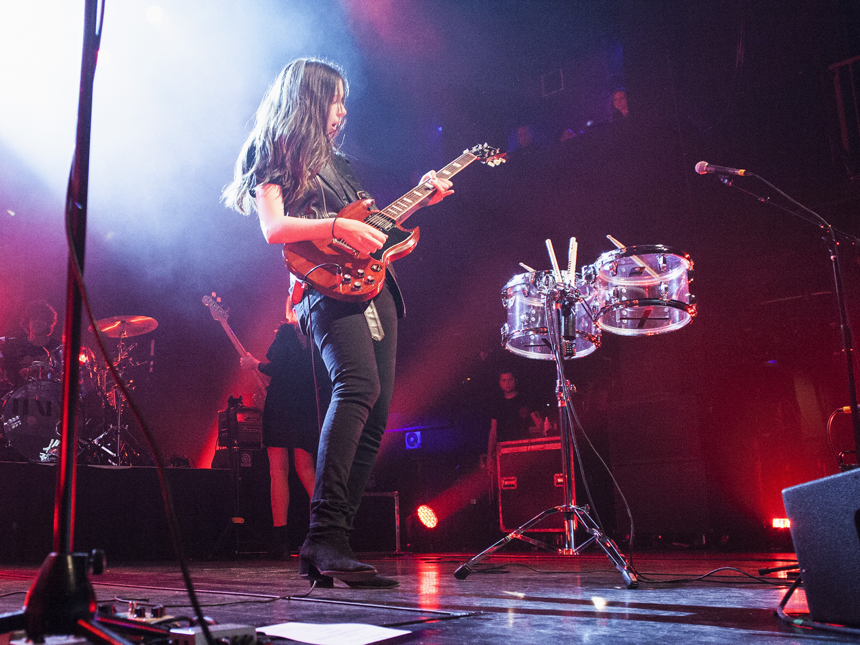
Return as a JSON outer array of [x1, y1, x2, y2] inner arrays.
[[170, 624, 257, 645]]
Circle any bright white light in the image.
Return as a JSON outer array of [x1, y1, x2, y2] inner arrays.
[[0, 3, 84, 193], [591, 596, 607, 610], [146, 6, 164, 25]]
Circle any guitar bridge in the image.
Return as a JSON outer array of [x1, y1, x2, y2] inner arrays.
[[330, 238, 360, 257]]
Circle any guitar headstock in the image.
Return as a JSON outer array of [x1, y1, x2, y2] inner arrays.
[[466, 143, 506, 167], [203, 293, 229, 323]]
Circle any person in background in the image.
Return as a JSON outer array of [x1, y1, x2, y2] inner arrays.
[[240, 303, 323, 559], [611, 88, 629, 121], [0, 300, 61, 391], [485, 369, 545, 488]]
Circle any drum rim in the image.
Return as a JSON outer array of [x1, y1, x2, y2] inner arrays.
[[502, 327, 600, 360], [593, 244, 692, 267], [504, 339, 599, 360], [595, 299, 695, 336]]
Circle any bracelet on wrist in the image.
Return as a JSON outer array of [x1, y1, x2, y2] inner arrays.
[[331, 216, 339, 238]]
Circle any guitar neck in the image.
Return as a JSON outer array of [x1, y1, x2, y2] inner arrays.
[[375, 150, 479, 225], [219, 320, 268, 392]]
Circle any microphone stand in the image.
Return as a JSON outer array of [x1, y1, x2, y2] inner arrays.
[[717, 173, 860, 467], [0, 3, 165, 642]]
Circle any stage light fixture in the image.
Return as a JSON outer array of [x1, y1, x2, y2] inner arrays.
[[772, 518, 791, 529], [416, 505, 438, 529]]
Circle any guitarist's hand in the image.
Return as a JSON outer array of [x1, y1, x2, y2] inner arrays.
[[240, 354, 261, 371], [421, 170, 454, 206], [332, 217, 388, 255]]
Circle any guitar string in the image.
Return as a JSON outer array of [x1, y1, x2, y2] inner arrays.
[[363, 152, 476, 231]]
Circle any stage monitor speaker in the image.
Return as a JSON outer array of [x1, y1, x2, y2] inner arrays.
[[782, 468, 860, 626], [498, 437, 565, 532]]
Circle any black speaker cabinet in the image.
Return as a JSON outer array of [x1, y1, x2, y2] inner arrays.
[[498, 437, 566, 532], [782, 469, 860, 626]]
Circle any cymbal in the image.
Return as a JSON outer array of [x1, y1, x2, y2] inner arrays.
[[93, 315, 158, 338]]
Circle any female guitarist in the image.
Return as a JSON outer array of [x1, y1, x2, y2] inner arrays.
[[223, 58, 453, 588]]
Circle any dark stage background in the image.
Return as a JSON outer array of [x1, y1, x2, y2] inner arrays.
[[2, 0, 860, 547]]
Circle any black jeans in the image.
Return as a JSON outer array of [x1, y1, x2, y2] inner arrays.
[[297, 284, 397, 539]]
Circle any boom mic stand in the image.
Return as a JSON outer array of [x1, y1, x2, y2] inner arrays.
[[454, 275, 638, 588], [715, 171, 860, 467], [0, 3, 166, 642]]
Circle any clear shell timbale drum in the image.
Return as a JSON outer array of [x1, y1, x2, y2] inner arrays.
[[589, 245, 696, 336], [501, 271, 600, 360]]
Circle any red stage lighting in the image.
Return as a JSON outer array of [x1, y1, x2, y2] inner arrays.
[[772, 518, 791, 529], [416, 505, 438, 529]]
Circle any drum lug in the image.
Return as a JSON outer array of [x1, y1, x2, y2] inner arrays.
[[658, 254, 668, 272], [659, 282, 670, 301]]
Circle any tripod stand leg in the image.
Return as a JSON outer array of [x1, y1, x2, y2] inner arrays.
[[454, 507, 564, 579], [571, 507, 638, 588]]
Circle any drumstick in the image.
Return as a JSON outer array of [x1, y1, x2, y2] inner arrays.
[[519, 262, 536, 273], [567, 237, 578, 283], [545, 239, 563, 284], [605, 234, 661, 279]]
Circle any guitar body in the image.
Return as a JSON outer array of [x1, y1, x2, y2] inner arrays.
[[282, 144, 504, 302], [283, 199, 420, 302]]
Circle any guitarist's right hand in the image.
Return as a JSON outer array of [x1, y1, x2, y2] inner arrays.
[[332, 217, 387, 255]]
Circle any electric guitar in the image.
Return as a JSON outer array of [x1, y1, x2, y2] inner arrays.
[[283, 143, 505, 302], [203, 293, 267, 408]]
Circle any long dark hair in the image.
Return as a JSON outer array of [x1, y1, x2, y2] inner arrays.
[[222, 58, 348, 215]]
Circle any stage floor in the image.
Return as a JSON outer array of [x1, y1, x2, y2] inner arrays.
[[0, 550, 850, 644]]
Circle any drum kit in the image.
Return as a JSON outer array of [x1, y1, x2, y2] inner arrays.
[[0, 315, 157, 465]]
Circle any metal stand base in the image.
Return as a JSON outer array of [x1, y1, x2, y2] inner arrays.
[[0, 552, 166, 645], [454, 504, 638, 588]]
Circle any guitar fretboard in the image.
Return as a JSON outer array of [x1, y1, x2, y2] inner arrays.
[[363, 151, 478, 230]]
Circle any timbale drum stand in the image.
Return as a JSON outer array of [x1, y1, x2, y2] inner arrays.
[[454, 279, 638, 588]]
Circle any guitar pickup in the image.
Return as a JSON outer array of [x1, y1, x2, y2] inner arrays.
[[331, 238, 360, 257]]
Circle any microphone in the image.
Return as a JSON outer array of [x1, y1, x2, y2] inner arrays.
[[695, 161, 748, 176]]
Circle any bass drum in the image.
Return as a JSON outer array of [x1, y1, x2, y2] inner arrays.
[[1, 380, 62, 462], [50, 345, 98, 396], [501, 271, 600, 360]]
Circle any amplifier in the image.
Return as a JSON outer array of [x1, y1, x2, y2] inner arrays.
[[218, 405, 263, 450], [498, 437, 566, 532]]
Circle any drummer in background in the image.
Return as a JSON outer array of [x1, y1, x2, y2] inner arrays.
[[0, 300, 61, 391]]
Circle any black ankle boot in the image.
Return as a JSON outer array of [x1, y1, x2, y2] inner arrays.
[[299, 535, 376, 583]]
